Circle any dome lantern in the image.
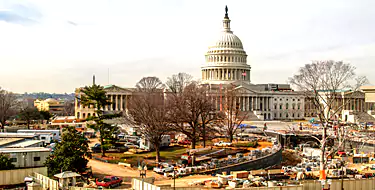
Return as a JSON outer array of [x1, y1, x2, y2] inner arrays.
[[223, 5, 231, 33]]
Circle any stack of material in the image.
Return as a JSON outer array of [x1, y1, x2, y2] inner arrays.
[[232, 171, 249, 179]]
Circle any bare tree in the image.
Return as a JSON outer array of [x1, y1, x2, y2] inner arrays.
[[221, 85, 248, 142], [63, 100, 75, 116], [127, 77, 170, 162], [168, 82, 220, 149], [135, 76, 164, 93], [0, 88, 18, 129], [18, 105, 40, 129], [289, 60, 368, 179], [166, 73, 193, 94]]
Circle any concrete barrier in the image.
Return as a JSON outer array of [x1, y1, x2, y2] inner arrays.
[[0, 167, 47, 185], [34, 172, 59, 190], [131, 178, 375, 190], [118, 162, 132, 167]]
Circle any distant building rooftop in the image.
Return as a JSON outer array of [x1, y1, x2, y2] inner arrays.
[[7, 140, 44, 148], [0, 138, 24, 147], [0, 147, 51, 153], [0, 133, 38, 138]]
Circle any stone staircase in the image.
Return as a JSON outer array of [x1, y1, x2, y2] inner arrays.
[[243, 111, 261, 121]]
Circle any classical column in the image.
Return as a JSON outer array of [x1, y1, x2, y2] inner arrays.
[[264, 97, 267, 111], [120, 95, 123, 110], [243, 96, 246, 111], [245, 96, 248, 111], [251, 96, 255, 111], [113, 95, 117, 111], [255, 97, 258, 111], [125, 95, 128, 110]]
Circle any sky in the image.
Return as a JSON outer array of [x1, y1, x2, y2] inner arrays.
[[0, 0, 374, 93]]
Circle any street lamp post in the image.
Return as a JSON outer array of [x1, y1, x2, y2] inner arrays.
[[138, 163, 147, 190], [341, 161, 345, 190], [173, 167, 178, 190]]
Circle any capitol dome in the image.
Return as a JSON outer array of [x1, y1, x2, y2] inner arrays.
[[202, 6, 251, 85], [210, 32, 243, 49]]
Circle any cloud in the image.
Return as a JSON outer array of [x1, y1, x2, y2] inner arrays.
[[0, 0, 375, 93], [0, 3, 42, 25]]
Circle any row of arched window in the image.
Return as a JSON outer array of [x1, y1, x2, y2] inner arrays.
[[217, 41, 242, 47], [274, 112, 301, 118], [208, 50, 244, 54], [206, 55, 246, 63], [274, 103, 301, 110], [76, 112, 96, 119]]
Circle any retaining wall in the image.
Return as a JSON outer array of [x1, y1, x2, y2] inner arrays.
[[199, 146, 283, 175]]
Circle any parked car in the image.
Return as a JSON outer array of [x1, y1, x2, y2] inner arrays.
[[96, 176, 122, 188], [124, 142, 139, 149], [214, 141, 232, 147], [178, 140, 191, 145], [153, 164, 174, 174], [91, 143, 102, 153]]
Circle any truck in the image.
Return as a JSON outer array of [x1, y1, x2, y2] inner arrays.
[[96, 176, 122, 188], [214, 141, 232, 147], [140, 135, 170, 150]]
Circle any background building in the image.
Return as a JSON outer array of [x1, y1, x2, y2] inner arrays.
[[34, 98, 65, 115], [75, 85, 133, 119]]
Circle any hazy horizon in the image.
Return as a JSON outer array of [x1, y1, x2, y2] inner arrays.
[[1, 0, 374, 93]]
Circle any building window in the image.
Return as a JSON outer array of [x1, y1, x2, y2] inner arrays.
[[88, 113, 91, 117], [83, 113, 86, 118], [293, 99, 295, 101], [298, 99, 300, 101], [10, 158, 17, 162], [280, 99, 282, 101], [279, 105, 282, 109], [93, 113, 96, 117], [274, 104, 277, 109], [297, 113, 300, 117], [286, 103, 289, 109], [274, 113, 276, 118], [292, 113, 294, 117], [279, 113, 282, 117], [274, 98, 277, 101], [34, 157, 41, 161], [298, 104, 300, 109], [292, 104, 295, 110], [286, 99, 288, 101], [286, 113, 289, 117], [41, 137, 46, 140]]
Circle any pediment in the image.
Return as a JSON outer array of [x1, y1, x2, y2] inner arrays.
[[234, 86, 259, 94], [104, 85, 133, 94]]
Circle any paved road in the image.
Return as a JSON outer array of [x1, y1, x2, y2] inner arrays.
[[88, 159, 165, 180]]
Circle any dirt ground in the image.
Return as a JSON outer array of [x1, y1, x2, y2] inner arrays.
[[88, 159, 168, 189]]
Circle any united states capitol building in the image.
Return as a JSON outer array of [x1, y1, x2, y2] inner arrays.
[[199, 7, 304, 121], [75, 7, 374, 123]]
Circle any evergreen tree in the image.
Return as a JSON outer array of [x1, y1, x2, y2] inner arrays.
[[44, 126, 91, 176], [79, 84, 120, 157], [0, 154, 15, 170]]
